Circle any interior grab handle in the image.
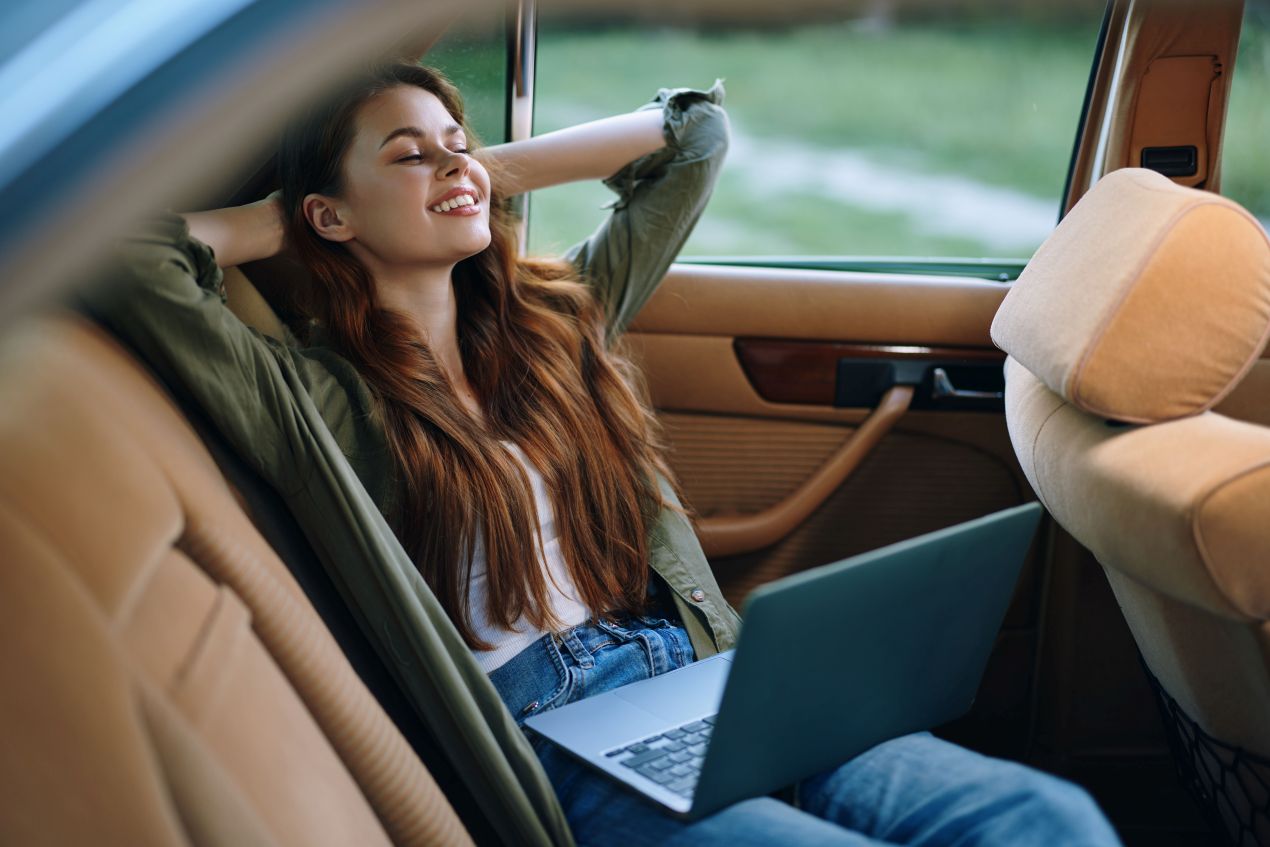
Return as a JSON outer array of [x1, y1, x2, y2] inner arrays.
[[931, 367, 1004, 401], [697, 385, 913, 559]]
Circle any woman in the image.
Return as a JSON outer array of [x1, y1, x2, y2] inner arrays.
[[91, 62, 1120, 845]]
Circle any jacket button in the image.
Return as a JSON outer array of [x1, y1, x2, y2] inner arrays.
[[690, 589, 706, 603]]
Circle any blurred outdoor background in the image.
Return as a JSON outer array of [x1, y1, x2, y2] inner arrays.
[[430, 0, 1270, 263]]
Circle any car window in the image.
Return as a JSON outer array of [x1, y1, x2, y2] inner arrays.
[[1223, 0, 1270, 230], [527, 2, 1105, 266], [423, 5, 510, 147]]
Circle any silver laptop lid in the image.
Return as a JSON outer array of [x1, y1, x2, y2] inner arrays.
[[690, 502, 1042, 816]]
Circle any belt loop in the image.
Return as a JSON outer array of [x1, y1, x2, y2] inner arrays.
[[557, 627, 594, 668]]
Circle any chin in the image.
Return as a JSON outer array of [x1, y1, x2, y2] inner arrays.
[[459, 226, 493, 257]]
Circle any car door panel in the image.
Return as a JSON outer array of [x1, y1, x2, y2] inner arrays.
[[625, 263, 1036, 753], [630, 264, 1007, 344], [625, 263, 1029, 590], [626, 265, 1024, 579]]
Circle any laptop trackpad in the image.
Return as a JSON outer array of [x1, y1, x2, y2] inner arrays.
[[612, 654, 733, 721]]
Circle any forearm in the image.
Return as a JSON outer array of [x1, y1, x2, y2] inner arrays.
[[183, 196, 285, 268], [562, 82, 729, 336], [478, 109, 665, 197]]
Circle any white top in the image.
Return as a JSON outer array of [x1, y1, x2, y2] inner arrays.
[[468, 442, 589, 673]]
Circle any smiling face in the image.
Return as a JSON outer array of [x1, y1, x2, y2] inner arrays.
[[304, 84, 492, 269]]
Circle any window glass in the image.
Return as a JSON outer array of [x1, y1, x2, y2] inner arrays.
[[1224, 0, 1270, 229], [424, 8, 509, 147], [529, 3, 1104, 261]]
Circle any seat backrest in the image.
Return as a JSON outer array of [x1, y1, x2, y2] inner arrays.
[[991, 168, 1270, 841], [0, 315, 473, 847]]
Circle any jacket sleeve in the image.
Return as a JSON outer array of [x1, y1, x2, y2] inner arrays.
[[79, 216, 574, 845], [564, 81, 729, 340], [78, 213, 388, 501]]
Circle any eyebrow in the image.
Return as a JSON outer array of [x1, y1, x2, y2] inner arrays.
[[378, 123, 463, 149]]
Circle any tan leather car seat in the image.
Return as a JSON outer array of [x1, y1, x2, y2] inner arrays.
[[991, 167, 1270, 845], [0, 315, 473, 847]]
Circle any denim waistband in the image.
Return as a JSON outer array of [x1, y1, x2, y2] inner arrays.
[[489, 615, 695, 726]]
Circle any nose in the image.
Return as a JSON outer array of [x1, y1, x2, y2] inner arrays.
[[437, 149, 470, 181]]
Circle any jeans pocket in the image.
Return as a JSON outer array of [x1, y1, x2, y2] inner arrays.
[[633, 616, 694, 669], [591, 617, 693, 679], [589, 615, 650, 646], [489, 634, 575, 725]]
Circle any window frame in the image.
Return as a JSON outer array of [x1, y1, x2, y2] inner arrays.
[[518, 0, 1114, 283]]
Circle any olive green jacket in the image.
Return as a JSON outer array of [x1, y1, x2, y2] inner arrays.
[[85, 82, 738, 847]]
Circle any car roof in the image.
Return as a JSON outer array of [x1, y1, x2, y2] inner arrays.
[[0, 0, 469, 323]]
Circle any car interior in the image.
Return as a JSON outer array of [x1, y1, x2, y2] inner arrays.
[[1, 0, 1267, 845]]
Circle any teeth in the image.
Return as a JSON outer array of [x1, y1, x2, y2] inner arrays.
[[432, 193, 477, 213]]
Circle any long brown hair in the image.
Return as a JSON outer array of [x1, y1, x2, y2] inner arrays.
[[278, 62, 680, 649]]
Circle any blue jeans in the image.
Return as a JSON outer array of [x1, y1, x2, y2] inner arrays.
[[490, 616, 1122, 847]]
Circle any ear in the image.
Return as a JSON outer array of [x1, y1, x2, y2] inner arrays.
[[302, 193, 355, 243]]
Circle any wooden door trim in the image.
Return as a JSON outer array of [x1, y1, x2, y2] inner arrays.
[[735, 338, 1004, 406]]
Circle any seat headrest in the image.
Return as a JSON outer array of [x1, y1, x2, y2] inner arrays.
[[991, 168, 1270, 424]]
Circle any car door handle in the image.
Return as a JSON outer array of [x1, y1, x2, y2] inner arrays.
[[931, 367, 1004, 401]]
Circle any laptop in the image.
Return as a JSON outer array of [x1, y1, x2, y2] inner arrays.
[[524, 502, 1042, 819]]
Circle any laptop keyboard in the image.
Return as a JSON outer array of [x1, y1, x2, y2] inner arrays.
[[603, 715, 717, 797]]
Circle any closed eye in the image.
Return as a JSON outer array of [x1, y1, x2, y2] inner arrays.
[[396, 148, 468, 163]]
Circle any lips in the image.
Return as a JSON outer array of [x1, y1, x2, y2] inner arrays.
[[429, 185, 481, 215]]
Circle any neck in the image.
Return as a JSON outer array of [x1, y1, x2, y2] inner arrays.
[[364, 258, 462, 375], [352, 248, 483, 420]]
